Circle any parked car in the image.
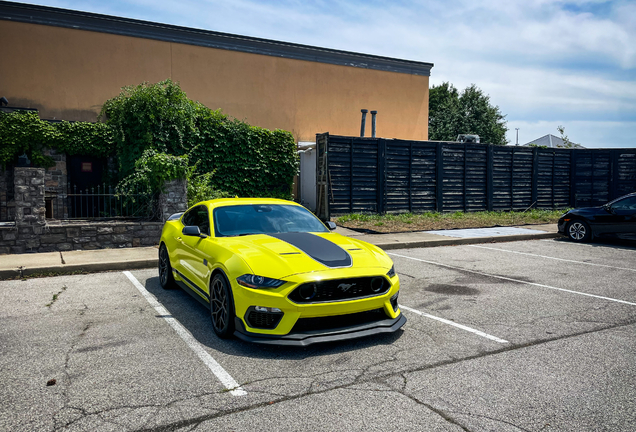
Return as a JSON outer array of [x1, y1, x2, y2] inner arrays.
[[558, 192, 636, 242], [158, 198, 405, 346]]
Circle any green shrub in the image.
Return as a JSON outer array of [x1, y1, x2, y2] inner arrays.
[[1, 80, 299, 201], [187, 171, 230, 207]]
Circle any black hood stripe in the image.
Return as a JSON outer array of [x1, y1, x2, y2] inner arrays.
[[268, 233, 352, 268]]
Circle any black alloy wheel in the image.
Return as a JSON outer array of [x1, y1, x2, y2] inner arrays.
[[567, 220, 591, 242], [210, 273, 235, 338], [159, 244, 177, 289]]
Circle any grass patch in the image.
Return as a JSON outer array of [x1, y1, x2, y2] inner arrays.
[[46, 285, 67, 308], [335, 209, 567, 233]]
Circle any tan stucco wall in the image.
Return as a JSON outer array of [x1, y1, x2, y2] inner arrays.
[[1, 20, 429, 141]]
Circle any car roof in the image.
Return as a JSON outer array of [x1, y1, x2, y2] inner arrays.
[[197, 197, 302, 210], [611, 191, 636, 201]]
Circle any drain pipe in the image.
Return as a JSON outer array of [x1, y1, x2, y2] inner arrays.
[[370, 110, 377, 138], [360, 109, 368, 137]]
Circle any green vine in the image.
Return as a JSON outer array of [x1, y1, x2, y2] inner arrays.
[[0, 111, 56, 168], [0, 111, 115, 169], [0, 79, 299, 201]]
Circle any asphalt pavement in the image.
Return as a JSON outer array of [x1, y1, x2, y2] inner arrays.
[[1, 236, 634, 431], [0, 224, 559, 279]]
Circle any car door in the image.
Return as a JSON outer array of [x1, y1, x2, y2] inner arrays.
[[609, 196, 636, 235], [592, 205, 622, 235], [180, 205, 213, 299], [171, 208, 196, 283]]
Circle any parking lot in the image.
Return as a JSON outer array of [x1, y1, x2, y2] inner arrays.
[[1, 237, 635, 431]]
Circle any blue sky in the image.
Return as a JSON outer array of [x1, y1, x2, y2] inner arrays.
[[17, 0, 636, 147]]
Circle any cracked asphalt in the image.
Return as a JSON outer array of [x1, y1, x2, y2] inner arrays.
[[1, 237, 635, 431]]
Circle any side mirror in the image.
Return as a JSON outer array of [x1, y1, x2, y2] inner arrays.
[[602, 204, 613, 213], [183, 226, 208, 238], [325, 221, 337, 230]]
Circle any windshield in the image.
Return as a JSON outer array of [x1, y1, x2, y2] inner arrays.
[[213, 204, 329, 237]]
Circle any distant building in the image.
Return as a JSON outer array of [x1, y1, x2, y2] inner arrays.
[[522, 134, 585, 149]]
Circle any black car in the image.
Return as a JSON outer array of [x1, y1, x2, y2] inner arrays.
[[558, 192, 636, 242]]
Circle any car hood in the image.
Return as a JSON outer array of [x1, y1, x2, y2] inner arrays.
[[565, 206, 605, 216], [216, 232, 392, 279]]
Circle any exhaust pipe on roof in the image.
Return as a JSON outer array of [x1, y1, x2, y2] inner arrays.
[[360, 109, 368, 137], [371, 110, 377, 138]]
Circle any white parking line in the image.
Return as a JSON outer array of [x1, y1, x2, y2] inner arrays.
[[469, 245, 636, 273], [400, 305, 509, 344], [123, 271, 246, 396], [389, 253, 636, 307]]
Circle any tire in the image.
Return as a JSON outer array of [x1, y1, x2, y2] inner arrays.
[[567, 220, 592, 242], [210, 273, 235, 339], [159, 244, 177, 289]]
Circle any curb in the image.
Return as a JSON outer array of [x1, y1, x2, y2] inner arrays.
[[0, 232, 562, 280], [375, 232, 561, 251], [0, 259, 158, 280]]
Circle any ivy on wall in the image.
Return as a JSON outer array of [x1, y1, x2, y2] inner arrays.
[[0, 111, 115, 168], [0, 79, 299, 201]]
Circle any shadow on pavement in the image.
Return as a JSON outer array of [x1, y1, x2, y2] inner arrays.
[[142, 275, 404, 360]]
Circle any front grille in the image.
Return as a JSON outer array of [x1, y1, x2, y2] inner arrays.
[[245, 308, 283, 329], [292, 308, 388, 333], [288, 276, 390, 304]]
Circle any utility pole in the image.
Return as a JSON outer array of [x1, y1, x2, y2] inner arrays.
[[515, 128, 519, 145]]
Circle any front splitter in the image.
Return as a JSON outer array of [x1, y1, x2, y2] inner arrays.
[[233, 313, 406, 347]]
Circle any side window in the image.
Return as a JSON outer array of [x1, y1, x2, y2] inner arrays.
[[182, 209, 195, 227], [193, 206, 211, 236], [613, 197, 636, 210]]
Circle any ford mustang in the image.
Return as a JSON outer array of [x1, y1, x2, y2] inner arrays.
[[158, 198, 405, 346]]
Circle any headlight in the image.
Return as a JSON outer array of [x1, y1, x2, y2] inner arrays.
[[387, 265, 396, 278], [236, 274, 286, 289]]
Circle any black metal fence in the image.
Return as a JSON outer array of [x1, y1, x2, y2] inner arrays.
[[48, 184, 156, 220], [0, 195, 14, 223], [316, 134, 636, 217], [0, 170, 14, 223]]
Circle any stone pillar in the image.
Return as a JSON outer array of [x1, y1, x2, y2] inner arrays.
[[14, 167, 46, 232], [158, 179, 187, 222]]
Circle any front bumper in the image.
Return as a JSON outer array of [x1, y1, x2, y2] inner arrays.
[[232, 266, 402, 337], [557, 218, 567, 234], [233, 311, 406, 346]]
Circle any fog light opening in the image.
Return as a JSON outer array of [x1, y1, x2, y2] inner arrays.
[[390, 291, 399, 312], [370, 277, 385, 293], [299, 283, 317, 300]]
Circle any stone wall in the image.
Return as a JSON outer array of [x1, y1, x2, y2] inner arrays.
[[14, 167, 46, 230], [0, 221, 162, 254], [158, 178, 188, 222], [0, 166, 183, 255]]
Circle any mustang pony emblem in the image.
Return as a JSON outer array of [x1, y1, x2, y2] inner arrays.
[[338, 282, 356, 292]]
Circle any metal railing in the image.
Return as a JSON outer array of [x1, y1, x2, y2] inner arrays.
[[48, 183, 156, 220], [0, 194, 14, 223]]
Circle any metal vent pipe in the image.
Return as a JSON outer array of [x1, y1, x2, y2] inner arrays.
[[360, 109, 368, 137], [370, 110, 377, 138]]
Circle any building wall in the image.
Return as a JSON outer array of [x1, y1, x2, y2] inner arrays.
[[1, 20, 430, 142]]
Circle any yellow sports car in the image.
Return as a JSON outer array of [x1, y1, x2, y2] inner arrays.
[[158, 198, 405, 346]]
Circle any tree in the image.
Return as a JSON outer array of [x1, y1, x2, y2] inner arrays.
[[557, 125, 576, 148], [429, 82, 508, 145]]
